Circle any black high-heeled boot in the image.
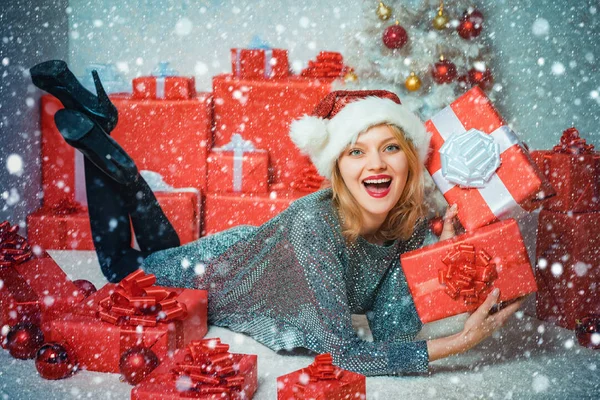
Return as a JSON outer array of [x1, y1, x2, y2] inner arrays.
[[54, 109, 137, 185], [30, 60, 118, 133]]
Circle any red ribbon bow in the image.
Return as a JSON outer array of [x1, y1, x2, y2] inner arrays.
[[438, 244, 498, 304], [290, 164, 325, 192], [0, 221, 33, 266], [98, 269, 187, 326], [305, 353, 343, 381], [552, 127, 595, 155], [301, 51, 346, 78], [169, 338, 243, 398], [50, 199, 86, 215]]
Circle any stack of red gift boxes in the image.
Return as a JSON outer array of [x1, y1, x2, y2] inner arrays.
[[27, 48, 346, 250], [400, 87, 546, 323], [530, 128, 600, 337]]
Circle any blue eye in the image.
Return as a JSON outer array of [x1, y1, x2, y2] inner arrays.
[[385, 144, 400, 152], [349, 149, 363, 156]]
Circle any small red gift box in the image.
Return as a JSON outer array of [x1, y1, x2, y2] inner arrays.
[[207, 135, 270, 193], [0, 264, 41, 329], [231, 48, 289, 80], [530, 127, 600, 213], [212, 74, 330, 189], [425, 87, 554, 231], [131, 338, 258, 400], [132, 76, 195, 100], [535, 210, 600, 330], [41, 270, 208, 373], [400, 219, 537, 323], [203, 191, 304, 235], [277, 353, 366, 400]]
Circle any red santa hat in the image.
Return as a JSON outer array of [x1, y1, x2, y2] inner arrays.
[[289, 90, 430, 179]]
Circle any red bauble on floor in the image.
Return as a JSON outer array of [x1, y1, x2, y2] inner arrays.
[[576, 316, 600, 350], [382, 24, 408, 49], [73, 279, 97, 298], [119, 346, 160, 385], [6, 322, 44, 359], [35, 342, 78, 380]]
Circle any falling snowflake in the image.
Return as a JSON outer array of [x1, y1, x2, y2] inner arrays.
[[532, 18, 550, 36]]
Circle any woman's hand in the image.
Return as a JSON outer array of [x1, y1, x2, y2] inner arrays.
[[439, 204, 458, 241], [426, 289, 524, 361]]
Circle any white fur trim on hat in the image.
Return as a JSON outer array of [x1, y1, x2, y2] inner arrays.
[[289, 96, 431, 179]]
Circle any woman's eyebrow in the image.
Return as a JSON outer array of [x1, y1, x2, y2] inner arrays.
[[354, 137, 398, 147]]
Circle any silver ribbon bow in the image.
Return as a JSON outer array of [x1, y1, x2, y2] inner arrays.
[[151, 61, 178, 98]]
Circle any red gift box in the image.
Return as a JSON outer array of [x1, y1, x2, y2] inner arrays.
[[401, 219, 537, 323], [13, 253, 85, 317], [42, 270, 208, 373], [277, 353, 366, 400], [0, 222, 83, 327], [425, 87, 554, 231], [301, 51, 345, 79], [27, 191, 201, 251], [0, 264, 41, 329], [207, 137, 270, 194], [27, 204, 94, 250], [131, 338, 258, 400], [40, 92, 212, 209], [530, 128, 600, 213], [212, 74, 331, 190], [132, 76, 196, 100], [535, 210, 600, 330], [203, 191, 304, 235], [231, 48, 289, 80]]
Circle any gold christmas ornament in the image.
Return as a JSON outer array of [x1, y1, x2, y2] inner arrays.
[[405, 72, 421, 91], [432, 1, 449, 30], [344, 70, 358, 83], [376, 2, 392, 21]]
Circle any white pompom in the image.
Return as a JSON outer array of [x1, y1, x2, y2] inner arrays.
[[289, 116, 328, 156]]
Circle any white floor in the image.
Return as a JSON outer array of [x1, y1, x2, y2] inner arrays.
[[0, 250, 598, 400]]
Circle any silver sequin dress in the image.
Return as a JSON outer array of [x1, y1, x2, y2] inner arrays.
[[142, 188, 431, 376]]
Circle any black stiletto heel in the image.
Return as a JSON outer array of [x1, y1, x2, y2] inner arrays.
[[30, 60, 118, 134], [54, 109, 137, 184]]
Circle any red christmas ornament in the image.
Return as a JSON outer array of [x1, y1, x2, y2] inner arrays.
[[432, 57, 457, 84], [6, 322, 44, 359], [73, 279, 97, 298], [35, 342, 77, 380], [576, 315, 600, 350], [382, 23, 408, 49], [119, 347, 160, 385], [467, 67, 494, 90], [429, 217, 444, 237], [457, 8, 484, 39]]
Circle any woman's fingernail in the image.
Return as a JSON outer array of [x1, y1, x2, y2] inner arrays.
[[492, 288, 500, 296]]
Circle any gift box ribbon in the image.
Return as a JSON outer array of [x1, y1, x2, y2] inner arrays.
[[152, 61, 178, 99], [235, 48, 273, 78], [98, 269, 187, 327], [215, 133, 259, 192], [430, 106, 528, 220], [412, 243, 498, 305], [552, 127, 595, 155], [165, 338, 244, 397], [0, 221, 33, 266], [437, 244, 498, 304]]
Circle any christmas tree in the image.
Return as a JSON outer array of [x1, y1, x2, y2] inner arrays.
[[342, 0, 495, 118]]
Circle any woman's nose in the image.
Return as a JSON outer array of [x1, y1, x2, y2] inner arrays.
[[366, 151, 386, 170]]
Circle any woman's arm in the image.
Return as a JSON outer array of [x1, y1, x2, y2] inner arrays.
[[427, 288, 524, 361]]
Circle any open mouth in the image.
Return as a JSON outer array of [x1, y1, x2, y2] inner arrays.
[[362, 177, 392, 196]]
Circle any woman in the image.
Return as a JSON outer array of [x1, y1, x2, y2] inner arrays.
[[30, 61, 522, 376]]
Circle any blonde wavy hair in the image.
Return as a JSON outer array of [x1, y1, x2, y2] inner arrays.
[[331, 124, 426, 243]]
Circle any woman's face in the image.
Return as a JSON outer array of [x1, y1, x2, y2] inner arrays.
[[337, 124, 409, 221]]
